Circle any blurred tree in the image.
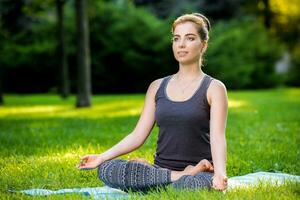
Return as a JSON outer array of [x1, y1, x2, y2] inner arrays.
[[240, 0, 299, 48], [0, 93, 3, 105], [264, 0, 300, 85], [205, 17, 283, 89], [0, 6, 5, 105], [56, 0, 70, 98], [0, 0, 58, 93], [0, 0, 296, 93], [0, 0, 31, 33], [75, 0, 91, 107], [134, 0, 242, 20], [260, 0, 272, 29], [88, 1, 174, 93], [0, 70, 3, 105]]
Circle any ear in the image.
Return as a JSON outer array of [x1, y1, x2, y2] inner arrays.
[[201, 41, 208, 53]]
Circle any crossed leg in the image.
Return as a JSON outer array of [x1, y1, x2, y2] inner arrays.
[[130, 157, 213, 181], [98, 158, 214, 192]]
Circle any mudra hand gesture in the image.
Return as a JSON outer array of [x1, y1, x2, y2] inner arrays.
[[78, 154, 104, 170], [212, 174, 228, 191]]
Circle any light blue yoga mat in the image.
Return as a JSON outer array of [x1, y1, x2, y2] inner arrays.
[[10, 186, 130, 199], [11, 171, 300, 199], [225, 171, 300, 193]]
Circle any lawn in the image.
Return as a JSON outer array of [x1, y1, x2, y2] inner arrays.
[[0, 88, 299, 199]]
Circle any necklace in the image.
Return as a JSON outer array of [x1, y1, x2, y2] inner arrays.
[[175, 73, 203, 94]]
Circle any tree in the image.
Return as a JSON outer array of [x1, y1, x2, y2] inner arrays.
[[260, 0, 272, 29], [75, 0, 91, 107], [0, 71, 3, 105], [56, 0, 70, 99], [134, 0, 242, 19]]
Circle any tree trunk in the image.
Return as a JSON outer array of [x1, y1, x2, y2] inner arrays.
[[261, 0, 272, 29], [0, 68, 3, 105], [56, 0, 70, 99], [0, 81, 3, 105], [75, 0, 91, 107]]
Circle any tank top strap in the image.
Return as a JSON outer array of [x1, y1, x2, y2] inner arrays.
[[155, 75, 172, 102], [193, 74, 214, 101], [202, 74, 214, 92]]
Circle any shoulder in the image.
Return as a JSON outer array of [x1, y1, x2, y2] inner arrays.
[[208, 78, 227, 92], [207, 77, 227, 105], [146, 77, 164, 97]]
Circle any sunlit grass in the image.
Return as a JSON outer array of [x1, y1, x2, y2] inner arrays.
[[0, 96, 144, 119], [0, 97, 245, 119], [0, 88, 299, 199]]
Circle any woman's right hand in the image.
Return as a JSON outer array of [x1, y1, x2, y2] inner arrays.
[[77, 154, 105, 170]]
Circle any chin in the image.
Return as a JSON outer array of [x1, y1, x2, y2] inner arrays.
[[177, 58, 194, 65], [176, 56, 199, 65]]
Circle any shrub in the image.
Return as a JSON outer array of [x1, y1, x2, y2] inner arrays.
[[89, 1, 175, 92], [285, 44, 300, 86], [205, 17, 284, 89]]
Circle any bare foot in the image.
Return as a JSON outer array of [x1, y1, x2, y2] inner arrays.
[[129, 158, 151, 166], [171, 159, 214, 182], [183, 159, 214, 176]]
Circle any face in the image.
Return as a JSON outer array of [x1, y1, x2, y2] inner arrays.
[[172, 21, 205, 65]]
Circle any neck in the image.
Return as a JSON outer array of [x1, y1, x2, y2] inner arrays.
[[177, 62, 204, 81]]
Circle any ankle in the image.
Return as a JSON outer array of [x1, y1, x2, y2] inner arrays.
[[171, 171, 182, 182]]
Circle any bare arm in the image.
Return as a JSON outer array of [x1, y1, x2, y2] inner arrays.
[[100, 79, 161, 161], [78, 79, 162, 169], [207, 79, 228, 190]]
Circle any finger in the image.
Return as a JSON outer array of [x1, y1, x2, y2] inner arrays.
[[214, 187, 222, 191], [212, 184, 218, 190], [80, 155, 90, 161], [212, 186, 221, 191], [81, 157, 89, 162], [77, 163, 85, 169], [78, 163, 94, 170], [212, 183, 222, 191]]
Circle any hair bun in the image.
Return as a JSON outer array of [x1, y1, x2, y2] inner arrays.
[[192, 13, 211, 31]]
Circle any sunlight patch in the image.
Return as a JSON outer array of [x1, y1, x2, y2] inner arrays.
[[228, 99, 247, 108], [0, 100, 143, 119]]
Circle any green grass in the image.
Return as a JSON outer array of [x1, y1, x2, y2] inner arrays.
[[0, 88, 299, 199]]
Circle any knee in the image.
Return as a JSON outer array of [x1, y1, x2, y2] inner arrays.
[[97, 159, 127, 187], [194, 172, 213, 187], [172, 172, 213, 190]]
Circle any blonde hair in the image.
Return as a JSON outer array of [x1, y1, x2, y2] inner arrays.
[[172, 13, 210, 41], [172, 13, 211, 67]]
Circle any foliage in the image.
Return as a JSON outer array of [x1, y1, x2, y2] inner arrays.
[[0, 0, 295, 93], [134, 0, 243, 19], [88, 1, 175, 93], [286, 44, 300, 86], [0, 89, 299, 198], [205, 16, 284, 89], [0, 0, 59, 93], [268, 0, 300, 48]]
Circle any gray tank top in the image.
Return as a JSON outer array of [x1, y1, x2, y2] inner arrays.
[[154, 74, 213, 171]]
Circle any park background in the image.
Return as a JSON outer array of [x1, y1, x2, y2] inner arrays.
[[0, 0, 299, 199]]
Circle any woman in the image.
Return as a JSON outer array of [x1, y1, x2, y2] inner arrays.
[[78, 13, 228, 192]]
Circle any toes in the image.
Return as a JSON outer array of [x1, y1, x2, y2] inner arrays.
[[184, 165, 194, 172]]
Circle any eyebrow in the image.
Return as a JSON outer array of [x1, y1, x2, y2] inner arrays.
[[173, 33, 197, 37]]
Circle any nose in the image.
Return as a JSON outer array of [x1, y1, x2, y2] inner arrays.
[[178, 39, 186, 48]]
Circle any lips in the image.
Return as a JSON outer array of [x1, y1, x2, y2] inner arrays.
[[177, 51, 188, 56]]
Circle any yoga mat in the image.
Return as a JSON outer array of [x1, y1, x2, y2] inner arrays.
[[10, 186, 129, 199], [225, 171, 300, 192], [10, 171, 300, 198]]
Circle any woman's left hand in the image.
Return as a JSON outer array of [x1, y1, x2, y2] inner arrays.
[[212, 174, 228, 191]]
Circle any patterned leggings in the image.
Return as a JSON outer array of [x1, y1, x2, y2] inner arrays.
[[98, 159, 213, 192]]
